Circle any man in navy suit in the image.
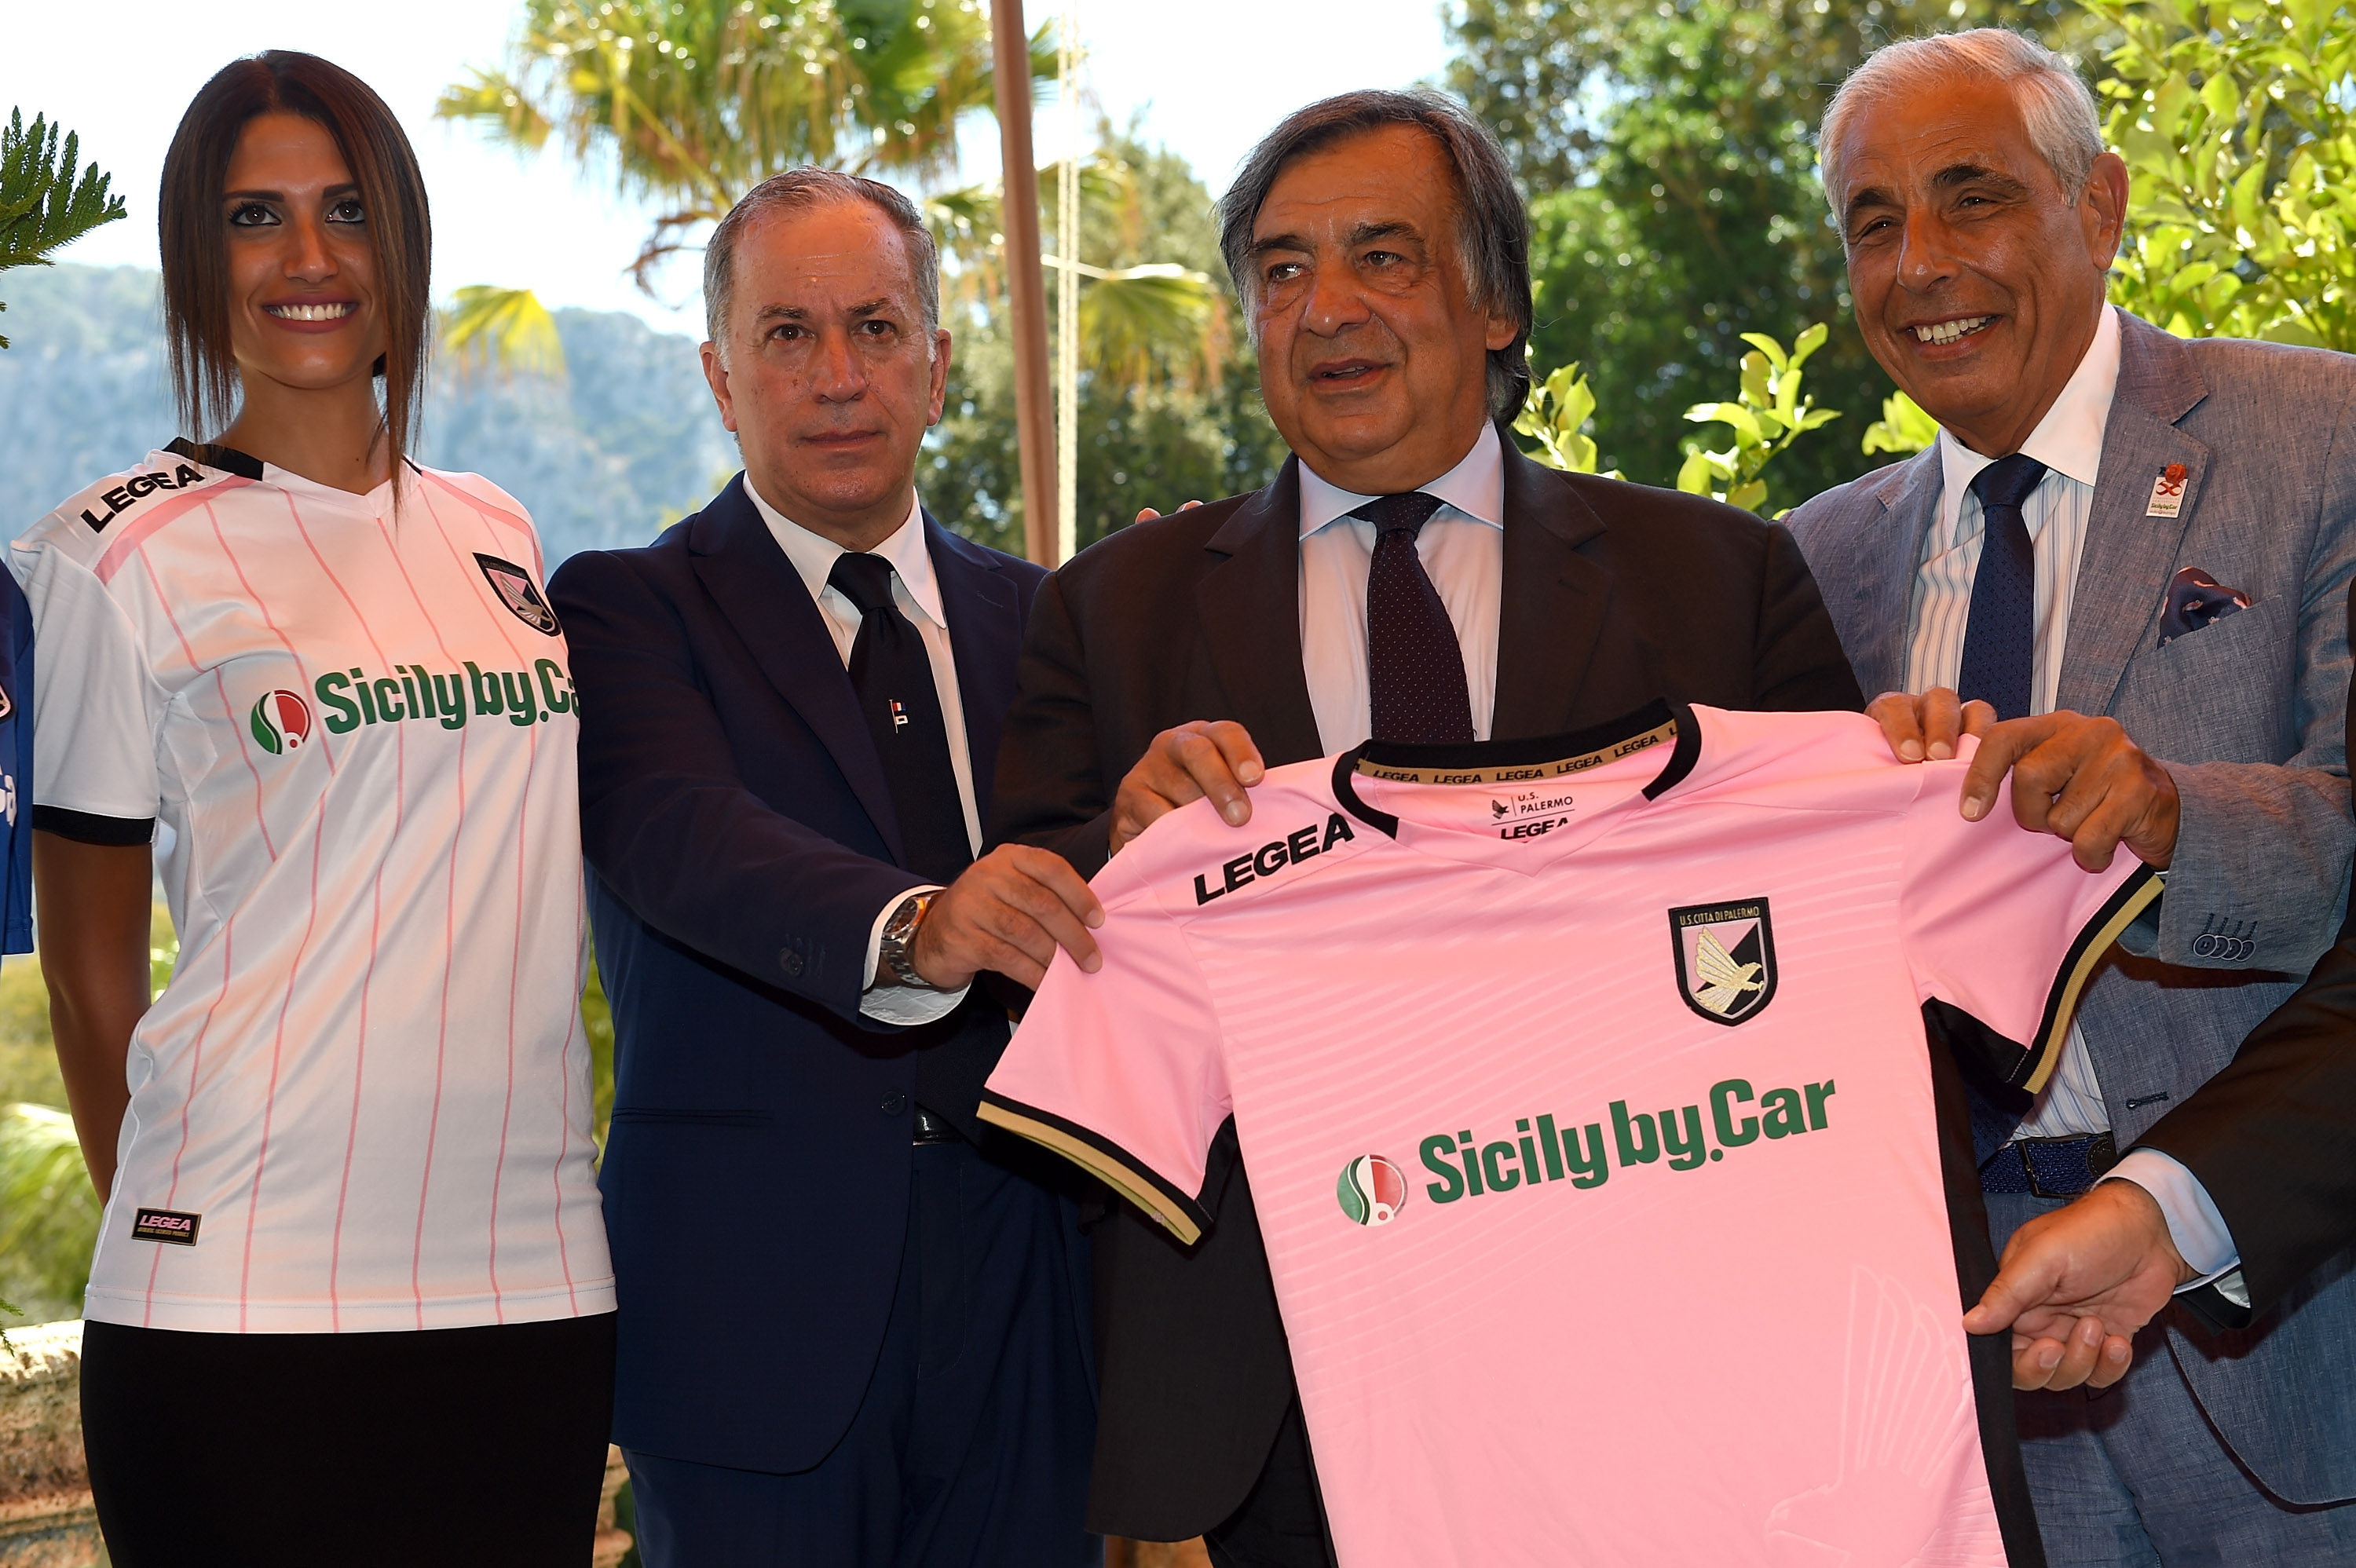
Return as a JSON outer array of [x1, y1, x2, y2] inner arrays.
[[548, 170, 1105, 1567]]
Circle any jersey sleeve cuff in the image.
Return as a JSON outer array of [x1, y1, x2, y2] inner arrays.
[[31, 805, 155, 846], [2021, 862, 2163, 1094], [976, 1090, 1211, 1245]]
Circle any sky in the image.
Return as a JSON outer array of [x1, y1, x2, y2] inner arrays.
[[2, 0, 1451, 339]]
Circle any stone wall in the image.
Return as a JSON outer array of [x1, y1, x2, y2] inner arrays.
[[0, 1322, 100, 1568]]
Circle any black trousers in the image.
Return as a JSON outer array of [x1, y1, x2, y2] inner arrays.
[[82, 1312, 616, 1568], [624, 1131, 1099, 1567]]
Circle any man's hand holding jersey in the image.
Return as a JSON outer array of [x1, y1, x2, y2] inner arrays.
[[1964, 1179, 2197, 1391], [910, 846, 1107, 992], [1109, 721, 1268, 857], [1869, 689, 2181, 870]]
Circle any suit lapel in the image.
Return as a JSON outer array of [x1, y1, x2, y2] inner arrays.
[[927, 513, 1023, 825], [1198, 458, 1326, 763], [2056, 316, 2214, 717], [1491, 445, 1612, 738], [689, 476, 905, 863], [1839, 453, 1943, 700]]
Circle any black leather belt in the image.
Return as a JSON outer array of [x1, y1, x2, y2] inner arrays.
[[911, 1106, 964, 1146], [1979, 1132, 2118, 1199]]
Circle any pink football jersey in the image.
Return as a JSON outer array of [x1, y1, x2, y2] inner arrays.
[[982, 703, 2157, 1568]]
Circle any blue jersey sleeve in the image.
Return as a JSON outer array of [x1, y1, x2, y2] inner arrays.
[[1, 571, 32, 954]]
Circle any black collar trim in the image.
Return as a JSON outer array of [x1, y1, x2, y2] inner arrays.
[[1331, 700, 1703, 838], [165, 437, 263, 481]]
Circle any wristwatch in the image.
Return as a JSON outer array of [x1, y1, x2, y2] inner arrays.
[[875, 891, 938, 989]]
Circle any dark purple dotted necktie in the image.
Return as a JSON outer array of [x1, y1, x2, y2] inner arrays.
[[1353, 492, 1475, 744], [1955, 453, 2049, 722]]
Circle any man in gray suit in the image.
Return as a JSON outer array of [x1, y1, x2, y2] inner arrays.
[[1784, 27, 2356, 1564]]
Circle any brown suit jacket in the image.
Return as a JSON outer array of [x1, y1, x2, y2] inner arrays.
[[989, 440, 1864, 1539]]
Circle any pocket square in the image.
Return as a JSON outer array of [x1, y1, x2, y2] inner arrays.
[[2157, 567, 2252, 648]]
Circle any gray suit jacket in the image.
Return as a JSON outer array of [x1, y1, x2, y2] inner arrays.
[[1785, 308, 2356, 1503]]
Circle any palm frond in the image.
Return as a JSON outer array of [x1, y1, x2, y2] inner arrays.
[[0, 108, 128, 348], [437, 2, 1034, 253], [433, 69, 555, 153], [0, 1104, 99, 1307], [1076, 263, 1220, 388], [441, 285, 568, 380]]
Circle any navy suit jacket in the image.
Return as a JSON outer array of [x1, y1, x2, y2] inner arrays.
[[548, 475, 1048, 1473]]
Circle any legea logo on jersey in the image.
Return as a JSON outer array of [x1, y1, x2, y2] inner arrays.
[[1668, 899, 1777, 1025], [1336, 1155, 1408, 1227], [248, 690, 315, 754]]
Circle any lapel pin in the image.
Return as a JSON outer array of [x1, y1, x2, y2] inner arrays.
[[2146, 462, 2188, 519]]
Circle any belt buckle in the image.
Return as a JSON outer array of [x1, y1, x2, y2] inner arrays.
[[2018, 1132, 2118, 1200], [910, 1106, 962, 1146]]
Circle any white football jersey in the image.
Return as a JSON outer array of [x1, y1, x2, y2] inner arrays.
[[15, 444, 613, 1332]]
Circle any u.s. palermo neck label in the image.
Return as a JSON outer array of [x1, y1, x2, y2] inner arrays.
[[132, 1208, 200, 1246], [1355, 720, 1677, 785]]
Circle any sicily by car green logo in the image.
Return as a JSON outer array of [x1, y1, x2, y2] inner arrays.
[[251, 661, 576, 755], [249, 690, 314, 754], [1341, 1069, 1840, 1230], [1336, 1155, 1409, 1226]]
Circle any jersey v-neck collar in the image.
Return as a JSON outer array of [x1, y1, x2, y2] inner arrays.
[[165, 437, 263, 480], [163, 437, 420, 513], [1330, 699, 1703, 875]]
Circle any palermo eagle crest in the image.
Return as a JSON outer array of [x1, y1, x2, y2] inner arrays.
[[1668, 899, 1777, 1025]]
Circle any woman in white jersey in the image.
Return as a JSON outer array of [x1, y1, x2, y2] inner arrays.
[[19, 53, 614, 1565]]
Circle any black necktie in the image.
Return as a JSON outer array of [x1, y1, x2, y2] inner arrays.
[[827, 552, 972, 884], [1354, 492, 1475, 745], [1955, 454, 2049, 722]]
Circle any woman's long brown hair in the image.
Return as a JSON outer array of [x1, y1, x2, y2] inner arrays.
[[159, 52, 431, 474]]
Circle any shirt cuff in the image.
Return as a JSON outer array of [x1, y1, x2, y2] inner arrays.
[[859, 886, 969, 1026], [2102, 1149, 2243, 1296]]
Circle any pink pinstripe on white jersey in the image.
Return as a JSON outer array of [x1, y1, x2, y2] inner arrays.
[[984, 704, 2158, 1568], [15, 449, 611, 1333]]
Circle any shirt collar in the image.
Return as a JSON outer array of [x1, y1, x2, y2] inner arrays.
[[744, 478, 944, 629], [1936, 302, 2122, 513], [1298, 420, 1505, 539]]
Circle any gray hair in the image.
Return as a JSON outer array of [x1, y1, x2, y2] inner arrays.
[[1819, 28, 2105, 209], [702, 167, 941, 357], [1218, 89, 1533, 421]]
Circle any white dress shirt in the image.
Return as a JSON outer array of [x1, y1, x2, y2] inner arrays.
[[1904, 305, 2240, 1293], [747, 479, 974, 1027], [1297, 421, 1506, 750]]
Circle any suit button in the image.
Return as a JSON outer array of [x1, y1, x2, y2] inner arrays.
[[880, 1091, 908, 1116], [778, 948, 804, 978]]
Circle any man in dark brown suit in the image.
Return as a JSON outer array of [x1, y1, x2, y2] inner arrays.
[[989, 90, 1864, 1566]]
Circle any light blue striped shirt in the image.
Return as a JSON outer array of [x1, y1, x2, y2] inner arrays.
[[1906, 305, 2117, 1142]]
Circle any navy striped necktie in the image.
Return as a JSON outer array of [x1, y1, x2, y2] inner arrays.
[[1352, 492, 1475, 745], [1955, 453, 2049, 722]]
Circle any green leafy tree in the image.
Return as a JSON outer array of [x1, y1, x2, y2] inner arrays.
[[1675, 323, 1842, 514], [2092, 0, 2356, 349], [1862, 389, 1941, 455], [1512, 352, 1609, 475], [925, 129, 1286, 554], [924, 150, 1227, 393], [1448, 0, 2106, 500], [1518, 325, 1841, 512], [0, 110, 125, 349]]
